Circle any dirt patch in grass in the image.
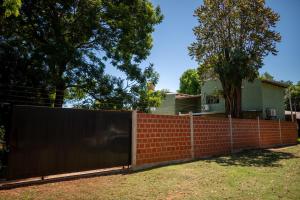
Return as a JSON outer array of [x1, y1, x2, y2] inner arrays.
[[1, 145, 300, 200]]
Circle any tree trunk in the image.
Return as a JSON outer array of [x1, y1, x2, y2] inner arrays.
[[221, 80, 242, 118], [234, 85, 242, 118], [222, 82, 234, 117], [54, 82, 65, 107], [54, 90, 64, 107], [40, 88, 52, 107], [224, 94, 235, 117], [53, 64, 67, 108], [54, 77, 65, 108]]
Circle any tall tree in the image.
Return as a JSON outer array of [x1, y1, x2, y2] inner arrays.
[[178, 69, 201, 95], [260, 72, 274, 81], [0, 41, 54, 106], [0, 0, 163, 108], [189, 0, 281, 118], [285, 81, 300, 112], [67, 64, 165, 112]]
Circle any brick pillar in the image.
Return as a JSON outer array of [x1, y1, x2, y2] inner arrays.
[[279, 119, 282, 145], [189, 112, 195, 159], [228, 115, 233, 153], [257, 116, 261, 148], [131, 110, 137, 166]]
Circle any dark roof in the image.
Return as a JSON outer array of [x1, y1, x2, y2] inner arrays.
[[175, 93, 201, 100], [261, 79, 289, 88]]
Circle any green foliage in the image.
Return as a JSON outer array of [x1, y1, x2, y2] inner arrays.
[[0, 39, 56, 106], [160, 89, 171, 93], [189, 0, 281, 117], [0, 125, 4, 145], [136, 87, 166, 113], [69, 64, 165, 112], [0, 0, 163, 110], [131, 66, 166, 112], [178, 69, 201, 95], [260, 72, 274, 81], [285, 82, 300, 111], [1, 0, 22, 17]]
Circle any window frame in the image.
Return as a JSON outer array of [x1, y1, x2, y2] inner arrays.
[[206, 95, 220, 104]]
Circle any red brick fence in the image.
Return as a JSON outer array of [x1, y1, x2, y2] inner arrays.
[[131, 112, 298, 167]]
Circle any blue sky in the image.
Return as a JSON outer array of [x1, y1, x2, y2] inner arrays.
[[138, 0, 300, 92]]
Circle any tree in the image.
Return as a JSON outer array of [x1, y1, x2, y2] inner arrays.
[[1, 0, 22, 17], [260, 72, 274, 81], [189, 0, 281, 118], [0, 41, 54, 106], [67, 64, 166, 112], [285, 81, 300, 111], [0, 0, 163, 109], [178, 69, 201, 95]]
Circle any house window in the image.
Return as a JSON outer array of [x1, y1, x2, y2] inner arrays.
[[206, 95, 219, 104]]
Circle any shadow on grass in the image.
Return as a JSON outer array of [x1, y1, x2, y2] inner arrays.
[[205, 149, 298, 167], [0, 167, 130, 190]]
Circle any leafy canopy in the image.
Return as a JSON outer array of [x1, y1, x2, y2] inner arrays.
[[1, 0, 22, 17], [0, 0, 164, 111], [189, 0, 281, 117], [178, 69, 201, 95], [285, 81, 300, 111], [260, 72, 274, 81]]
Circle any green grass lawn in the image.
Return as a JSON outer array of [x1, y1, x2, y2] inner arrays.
[[1, 145, 300, 200]]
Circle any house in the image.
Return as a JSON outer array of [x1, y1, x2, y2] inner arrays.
[[201, 79, 288, 119], [152, 93, 201, 115]]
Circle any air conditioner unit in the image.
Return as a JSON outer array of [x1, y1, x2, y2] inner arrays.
[[270, 109, 277, 117], [202, 104, 210, 112], [266, 108, 277, 117], [150, 107, 157, 112]]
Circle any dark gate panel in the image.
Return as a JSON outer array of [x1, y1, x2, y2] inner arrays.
[[7, 106, 132, 180]]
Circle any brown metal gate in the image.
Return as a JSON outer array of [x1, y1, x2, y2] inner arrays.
[[7, 106, 132, 180]]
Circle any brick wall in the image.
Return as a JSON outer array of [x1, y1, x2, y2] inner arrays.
[[260, 120, 281, 148], [193, 117, 231, 158], [232, 119, 260, 151], [281, 121, 298, 145], [136, 113, 191, 165], [135, 113, 298, 166]]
